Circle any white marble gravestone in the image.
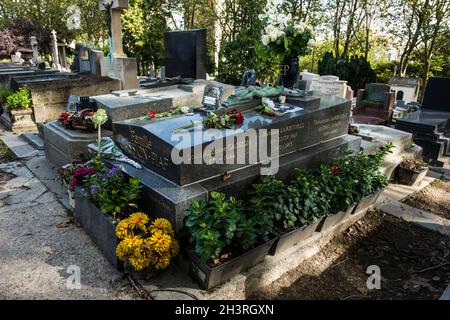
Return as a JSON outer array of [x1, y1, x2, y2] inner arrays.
[[310, 75, 353, 100]]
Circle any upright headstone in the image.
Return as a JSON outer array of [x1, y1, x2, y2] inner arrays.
[[30, 36, 39, 66], [310, 75, 350, 99], [241, 69, 256, 86], [51, 30, 61, 70], [299, 71, 320, 91], [99, 0, 138, 90], [164, 29, 207, 79]]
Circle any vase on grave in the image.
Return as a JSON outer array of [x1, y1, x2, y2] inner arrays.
[[279, 53, 299, 89]]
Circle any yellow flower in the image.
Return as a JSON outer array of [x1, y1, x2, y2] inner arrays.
[[115, 220, 133, 239], [154, 254, 171, 270], [170, 239, 180, 257], [127, 212, 149, 230], [116, 241, 131, 261], [149, 218, 174, 235], [129, 255, 151, 271], [122, 235, 144, 251], [148, 230, 172, 254]]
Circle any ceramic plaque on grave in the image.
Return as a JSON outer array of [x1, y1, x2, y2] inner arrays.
[[113, 94, 351, 186]]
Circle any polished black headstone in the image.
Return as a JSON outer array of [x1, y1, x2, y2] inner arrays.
[[421, 77, 450, 111], [164, 29, 207, 80]]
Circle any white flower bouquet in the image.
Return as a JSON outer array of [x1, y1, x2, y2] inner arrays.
[[256, 0, 315, 61]]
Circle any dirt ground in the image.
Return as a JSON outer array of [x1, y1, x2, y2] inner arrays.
[[403, 180, 450, 220], [251, 210, 450, 300]]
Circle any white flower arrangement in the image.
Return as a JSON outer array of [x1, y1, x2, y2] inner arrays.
[[256, 0, 315, 61]]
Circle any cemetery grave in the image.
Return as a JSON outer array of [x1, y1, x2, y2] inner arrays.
[[0, 0, 449, 303]]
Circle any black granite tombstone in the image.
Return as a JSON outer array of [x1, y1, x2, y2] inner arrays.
[[421, 77, 450, 111], [113, 95, 351, 186], [395, 77, 450, 164], [164, 29, 207, 80]]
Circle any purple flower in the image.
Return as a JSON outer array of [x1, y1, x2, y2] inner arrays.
[[107, 165, 121, 177], [89, 184, 100, 195]]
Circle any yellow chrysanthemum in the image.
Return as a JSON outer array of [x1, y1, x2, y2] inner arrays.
[[127, 212, 149, 230], [128, 254, 151, 271], [154, 254, 171, 270], [148, 230, 172, 254], [149, 218, 174, 235], [116, 241, 131, 261], [170, 239, 180, 257], [121, 235, 144, 250], [115, 220, 133, 240]]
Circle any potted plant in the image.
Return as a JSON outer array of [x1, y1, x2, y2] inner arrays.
[[256, 0, 315, 88], [57, 160, 93, 208], [397, 157, 429, 186], [115, 213, 179, 279], [74, 163, 142, 268], [2, 86, 35, 132], [317, 143, 393, 232], [185, 192, 276, 289]]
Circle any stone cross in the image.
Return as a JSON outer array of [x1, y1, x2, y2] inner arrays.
[[30, 36, 39, 66], [51, 30, 61, 70], [99, 0, 128, 59]]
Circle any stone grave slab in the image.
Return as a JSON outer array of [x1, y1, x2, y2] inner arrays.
[[43, 121, 113, 167], [93, 80, 212, 128], [113, 94, 351, 186]]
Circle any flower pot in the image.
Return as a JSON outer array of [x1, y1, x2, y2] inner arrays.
[[397, 166, 429, 186], [0, 108, 37, 133], [189, 238, 277, 290], [279, 54, 299, 88], [74, 187, 123, 269], [269, 219, 321, 256]]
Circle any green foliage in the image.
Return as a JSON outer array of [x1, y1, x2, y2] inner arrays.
[[0, 87, 13, 102], [6, 86, 32, 110], [186, 143, 394, 264], [84, 165, 142, 219], [318, 52, 376, 90], [185, 192, 242, 263]]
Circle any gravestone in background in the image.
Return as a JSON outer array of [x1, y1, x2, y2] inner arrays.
[[421, 77, 450, 111], [164, 29, 207, 80]]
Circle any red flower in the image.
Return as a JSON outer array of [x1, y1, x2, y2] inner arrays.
[[227, 109, 244, 125], [330, 166, 342, 174], [69, 178, 79, 188], [148, 111, 156, 118], [60, 112, 70, 121]]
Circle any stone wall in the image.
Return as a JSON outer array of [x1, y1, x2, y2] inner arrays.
[[27, 76, 121, 124]]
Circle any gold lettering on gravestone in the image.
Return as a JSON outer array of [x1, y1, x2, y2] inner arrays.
[[313, 112, 348, 137], [129, 129, 169, 170]]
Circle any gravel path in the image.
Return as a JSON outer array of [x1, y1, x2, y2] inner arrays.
[[0, 161, 139, 300]]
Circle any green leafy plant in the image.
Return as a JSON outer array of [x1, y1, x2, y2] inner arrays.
[[6, 86, 32, 110], [186, 192, 242, 264], [84, 165, 141, 219], [0, 87, 12, 104]]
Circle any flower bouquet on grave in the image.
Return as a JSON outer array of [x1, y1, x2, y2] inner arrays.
[[175, 109, 244, 131], [115, 213, 179, 273], [144, 106, 191, 120], [59, 109, 96, 131]]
